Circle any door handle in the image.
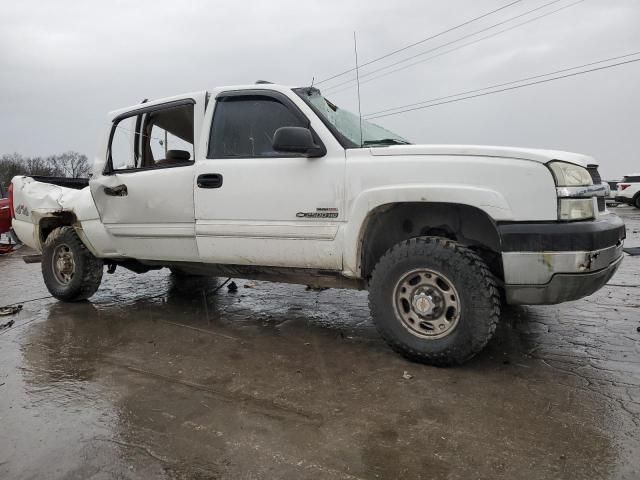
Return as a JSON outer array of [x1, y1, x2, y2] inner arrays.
[[104, 184, 128, 196], [197, 174, 223, 189]]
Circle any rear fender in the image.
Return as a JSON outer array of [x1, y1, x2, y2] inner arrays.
[[11, 177, 103, 254]]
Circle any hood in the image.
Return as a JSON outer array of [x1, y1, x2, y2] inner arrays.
[[369, 144, 596, 167]]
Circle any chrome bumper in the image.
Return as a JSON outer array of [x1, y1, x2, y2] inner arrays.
[[503, 242, 624, 305]]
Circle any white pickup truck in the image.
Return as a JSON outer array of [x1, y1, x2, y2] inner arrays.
[[9, 83, 625, 365]]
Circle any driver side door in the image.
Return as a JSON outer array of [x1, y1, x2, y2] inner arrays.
[[194, 90, 345, 269]]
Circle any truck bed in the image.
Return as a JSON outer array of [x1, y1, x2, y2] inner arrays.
[[29, 176, 89, 190]]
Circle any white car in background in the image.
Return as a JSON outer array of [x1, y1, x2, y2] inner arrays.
[[605, 180, 619, 206], [615, 174, 640, 208]]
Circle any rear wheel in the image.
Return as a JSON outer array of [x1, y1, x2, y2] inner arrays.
[[42, 226, 103, 301], [368, 236, 501, 366]]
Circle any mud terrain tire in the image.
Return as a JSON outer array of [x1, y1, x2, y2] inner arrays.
[[368, 237, 501, 366], [42, 226, 103, 301]]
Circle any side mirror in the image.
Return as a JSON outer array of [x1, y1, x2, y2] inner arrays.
[[273, 126, 324, 157]]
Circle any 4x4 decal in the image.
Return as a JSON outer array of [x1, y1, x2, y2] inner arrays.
[[15, 204, 30, 218]]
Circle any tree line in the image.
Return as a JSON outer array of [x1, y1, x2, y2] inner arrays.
[[0, 152, 90, 195]]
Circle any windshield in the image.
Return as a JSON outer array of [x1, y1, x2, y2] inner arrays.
[[294, 87, 410, 148]]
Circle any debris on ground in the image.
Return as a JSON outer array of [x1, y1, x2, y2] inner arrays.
[[0, 319, 15, 330], [0, 231, 22, 255], [227, 281, 238, 293], [0, 305, 23, 316], [306, 285, 329, 291], [21, 254, 42, 264], [244, 282, 257, 288], [402, 371, 413, 380], [0, 244, 15, 255]]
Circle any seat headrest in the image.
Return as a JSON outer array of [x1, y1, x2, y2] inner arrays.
[[165, 150, 191, 161]]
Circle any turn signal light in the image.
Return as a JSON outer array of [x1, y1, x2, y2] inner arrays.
[[618, 183, 631, 191]]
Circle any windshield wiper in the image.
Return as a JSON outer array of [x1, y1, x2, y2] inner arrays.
[[362, 138, 411, 146]]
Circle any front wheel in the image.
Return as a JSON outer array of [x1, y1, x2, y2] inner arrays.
[[42, 226, 104, 301], [368, 237, 501, 366], [634, 195, 640, 209]]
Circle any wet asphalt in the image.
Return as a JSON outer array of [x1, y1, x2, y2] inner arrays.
[[0, 207, 639, 480]]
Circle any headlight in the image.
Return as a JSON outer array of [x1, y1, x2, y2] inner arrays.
[[558, 198, 595, 221], [548, 161, 592, 186]]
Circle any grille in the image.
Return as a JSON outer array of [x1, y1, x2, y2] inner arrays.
[[587, 165, 605, 212], [587, 165, 602, 184]]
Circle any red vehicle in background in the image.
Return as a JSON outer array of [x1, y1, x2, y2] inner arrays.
[[1, 184, 18, 252], [0, 198, 10, 234], [0, 187, 11, 235]]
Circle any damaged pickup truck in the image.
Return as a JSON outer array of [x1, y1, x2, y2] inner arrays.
[[9, 83, 625, 365]]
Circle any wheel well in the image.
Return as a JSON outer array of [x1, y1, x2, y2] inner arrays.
[[38, 212, 78, 245], [359, 202, 502, 280]]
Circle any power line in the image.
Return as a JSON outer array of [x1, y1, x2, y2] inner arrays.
[[323, 0, 578, 93], [364, 55, 640, 120], [314, 0, 524, 85], [363, 51, 640, 117], [327, 0, 584, 96]]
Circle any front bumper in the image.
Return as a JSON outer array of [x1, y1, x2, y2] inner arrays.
[[615, 195, 631, 204], [499, 213, 625, 305]]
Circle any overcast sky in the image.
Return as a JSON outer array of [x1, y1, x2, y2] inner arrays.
[[1, 0, 639, 178]]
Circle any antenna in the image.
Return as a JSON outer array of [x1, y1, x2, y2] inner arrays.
[[353, 31, 363, 147]]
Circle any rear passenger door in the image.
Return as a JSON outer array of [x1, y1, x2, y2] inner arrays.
[[90, 93, 206, 261], [193, 90, 345, 269]]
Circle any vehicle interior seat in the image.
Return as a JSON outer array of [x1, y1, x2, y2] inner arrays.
[[155, 149, 191, 166]]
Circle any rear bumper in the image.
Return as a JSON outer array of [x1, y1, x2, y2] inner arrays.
[[499, 213, 625, 305]]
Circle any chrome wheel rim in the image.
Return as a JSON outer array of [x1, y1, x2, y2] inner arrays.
[[393, 268, 461, 339], [52, 244, 75, 285]]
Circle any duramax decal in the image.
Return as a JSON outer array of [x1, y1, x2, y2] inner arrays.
[[296, 207, 338, 219]]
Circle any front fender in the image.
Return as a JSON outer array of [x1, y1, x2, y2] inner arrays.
[[341, 184, 512, 276]]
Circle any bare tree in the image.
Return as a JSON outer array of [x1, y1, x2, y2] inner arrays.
[[0, 153, 26, 191], [0, 151, 90, 192], [25, 156, 62, 177], [49, 151, 90, 178]]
